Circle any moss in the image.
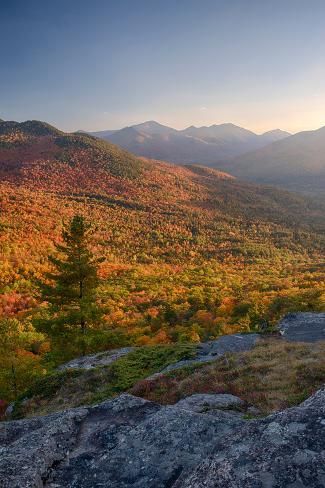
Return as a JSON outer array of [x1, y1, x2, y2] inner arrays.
[[89, 344, 195, 403]]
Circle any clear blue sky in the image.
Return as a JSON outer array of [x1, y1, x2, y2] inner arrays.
[[1, 0, 325, 133]]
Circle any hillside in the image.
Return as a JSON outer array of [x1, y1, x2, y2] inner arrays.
[[215, 126, 325, 196], [0, 119, 147, 184], [1, 120, 324, 240], [90, 121, 290, 165], [0, 120, 324, 401]]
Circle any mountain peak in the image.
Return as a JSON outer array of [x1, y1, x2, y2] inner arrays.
[[262, 129, 291, 137], [131, 120, 176, 135], [141, 120, 161, 126]]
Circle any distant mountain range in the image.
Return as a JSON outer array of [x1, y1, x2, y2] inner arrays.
[[89, 121, 325, 196], [0, 119, 322, 232], [215, 126, 325, 196], [89, 121, 291, 165], [0, 118, 324, 280]]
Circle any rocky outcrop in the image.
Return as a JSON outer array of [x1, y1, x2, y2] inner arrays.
[[173, 394, 246, 415], [1, 388, 324, 487], [0, 407, 88, 488], [152, 333, 260, 377], [279, 312, 325, 342], [57, 347, 134, 371], [0, 394, 243, 488], [2, 315, 324, 487], [57, 333, 260, 374], [55, 313, 325, 374], [176, 388, 325, 488]]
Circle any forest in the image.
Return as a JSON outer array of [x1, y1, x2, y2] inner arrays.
[[0, 120, 324, 406]]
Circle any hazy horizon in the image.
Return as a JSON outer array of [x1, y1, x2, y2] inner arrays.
[[1, 0, 325, 133], [86, 120, 295, 135], [5, 116, 325, 137]]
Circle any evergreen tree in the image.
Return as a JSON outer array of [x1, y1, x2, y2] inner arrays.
[[39, 215, 103, 354]]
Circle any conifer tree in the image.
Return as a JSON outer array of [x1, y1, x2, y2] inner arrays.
[[39, 215, 102, 354]]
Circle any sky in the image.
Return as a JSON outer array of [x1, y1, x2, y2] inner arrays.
[[1, 0, 325, 134]]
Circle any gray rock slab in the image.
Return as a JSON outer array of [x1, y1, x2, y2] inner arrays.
[[1, 388, 324, 487], [156, 333, 260, 375], [0, 394, 243, 488], [58, 334, 260, 377], [57, 347, 134, 371], [279, 312, 325, 342], [0, 407, 88, 488], [176, 387, 325, 488], [174, 394, 245, 414]]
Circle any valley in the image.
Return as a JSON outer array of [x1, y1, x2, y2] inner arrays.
[[0, 119, 324, 405]]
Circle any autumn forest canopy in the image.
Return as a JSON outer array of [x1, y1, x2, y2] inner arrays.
[[0, 119, 324, 404]]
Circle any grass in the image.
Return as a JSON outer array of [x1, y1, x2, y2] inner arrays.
[[11, 339, 325, 419], [11, 344, 196, 418], [130, 339, 325, 414]]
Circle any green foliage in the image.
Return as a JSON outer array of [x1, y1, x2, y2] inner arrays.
[[18, 369, 82, 402], [0, 318, 47, 401], [90, 344, 196, 401], [43, 328, 130, 367], [11, 344, 196, 417], [11, 369, 82, 419]]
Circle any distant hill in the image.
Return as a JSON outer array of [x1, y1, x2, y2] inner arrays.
[[181, 123, 258, 144], [132, 120, 177, 135], [215, 126, 325, 196], [89, 121, 290, 166], [0, 119, 147, 184], [260, 129, 292, 145], [0, 119, 323, 237]]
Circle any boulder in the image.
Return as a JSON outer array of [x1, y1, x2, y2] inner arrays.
[[0, 394, 242, 488], [173, 393, 245, 415]]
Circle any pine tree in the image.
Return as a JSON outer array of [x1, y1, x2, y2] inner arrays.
[[39, 215, 103, 355]]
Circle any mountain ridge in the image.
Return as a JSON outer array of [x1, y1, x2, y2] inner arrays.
[[0, 119, 323, 235], [214, 125, 325, 195], [87, 119, 325, 196], [88, 121, 291, 166]]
